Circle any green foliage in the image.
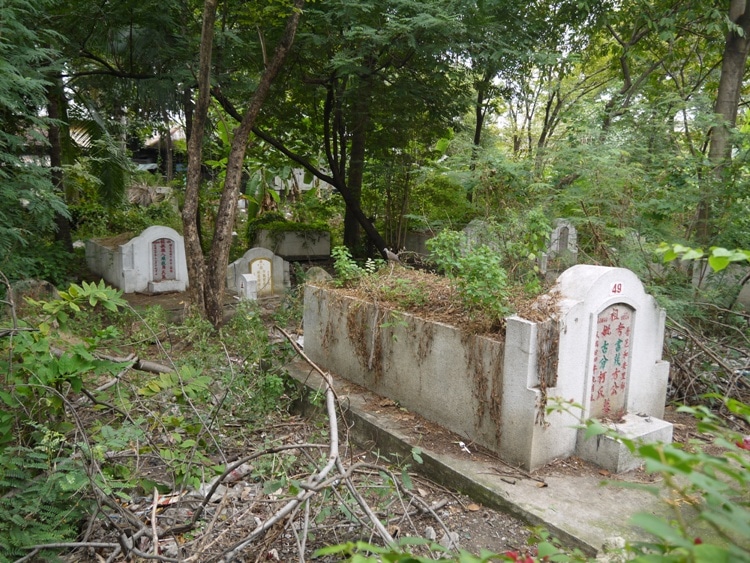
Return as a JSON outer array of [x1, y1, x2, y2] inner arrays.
[[407, 173, 475, 231], [71, 199, 182, 239], [313, 538, 550, 562], [1, 280, 128, 446], [0, 441, 90, 562], [427, 230, 512, 323], [625, 399, 750, 561], [379, 278, 430, 309], [332, 246, 385, 287], [656, 243, 750, 273], [137, 366, 213, 401], [569, 397, 750, 562], [246, 211, 288, 244], [0, 280, 130, 558], [0, 0, 68, 276], [246, 212, 330, 246], [1, 240, 78, 288]]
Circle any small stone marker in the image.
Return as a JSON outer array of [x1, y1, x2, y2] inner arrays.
[[304, 266, 332, 284], [238, 273, 257, 300], [539, 219, 578, 275], [548, 219, 577, 262]]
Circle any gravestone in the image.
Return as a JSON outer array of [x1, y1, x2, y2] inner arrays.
[[304, 266, 333, 284], [539, 219, 578, 275], [500, 265, 672, 473], [85, 226, 188, 293], [226, 248, 290, 297], [461, 219, 501, 254]]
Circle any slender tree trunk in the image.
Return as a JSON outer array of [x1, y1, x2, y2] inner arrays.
[[344, 81, 371, 250], [700, 1, 750, 244], [182, 0, 219, 315], [162, 110, 174, 182], [47, 76, 73, 252], [204, 0, 304, 326]]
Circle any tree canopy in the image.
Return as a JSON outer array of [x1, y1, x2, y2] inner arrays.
[[2, 0, 750, 317]]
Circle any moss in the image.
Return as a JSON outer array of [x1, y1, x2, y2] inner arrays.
[[247, 213, 330, 245]]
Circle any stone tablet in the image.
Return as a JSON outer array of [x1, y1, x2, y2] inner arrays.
[[250, 258, 273, 296], [590, 303, 633, 418]]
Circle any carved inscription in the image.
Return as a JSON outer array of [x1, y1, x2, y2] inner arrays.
[[250, 258, 272, 296], [590, 303, 633, 418], [152, 238, 175, 281]]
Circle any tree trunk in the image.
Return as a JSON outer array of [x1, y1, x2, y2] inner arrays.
[[344, 82, 370, 250], [204, 0, 304, 327], [700, 1, 750, 244], [47, 76, 73, 252], [182, 0, 219, 315]]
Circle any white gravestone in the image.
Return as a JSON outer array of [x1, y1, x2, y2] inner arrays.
[[226, 247, 290, 297], [500, 265, 672, 473], [539, 219, 578, 275], [85, 226, 188, 293]]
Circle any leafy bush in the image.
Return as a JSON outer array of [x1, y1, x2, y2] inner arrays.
[[427, 230, 512, 323], [70, 199, 181, 239], [1, 280, 128, 446], [0, 442, 90, 562], [0, 240, 78, 289], [332, 245, 384, 287]]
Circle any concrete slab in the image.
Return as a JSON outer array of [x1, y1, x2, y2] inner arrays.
[[575, 413, 673, 474], [285, 358, 680, 557]]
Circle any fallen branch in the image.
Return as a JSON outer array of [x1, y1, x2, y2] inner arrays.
[[218, 326, 395, 562]]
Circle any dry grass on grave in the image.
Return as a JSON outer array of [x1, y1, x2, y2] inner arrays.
[[318, 264, 558, 338]]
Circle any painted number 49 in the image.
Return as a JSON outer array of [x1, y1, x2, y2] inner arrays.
[[611, 282, 623, 294]]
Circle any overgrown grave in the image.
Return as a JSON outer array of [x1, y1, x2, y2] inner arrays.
[[303, 263, 673, 473]]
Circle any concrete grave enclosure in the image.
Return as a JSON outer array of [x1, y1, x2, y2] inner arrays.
[[303, 265, 672, 473], [255, 229, 331, 261], [85, 226, 188, 293]]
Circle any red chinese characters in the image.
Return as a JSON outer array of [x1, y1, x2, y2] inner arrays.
[[590, 304, 633, 417], [152, 238, 176, 281]]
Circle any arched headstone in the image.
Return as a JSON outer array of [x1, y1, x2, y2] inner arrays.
[[500, 265, 672, 473], [226, 247, 290, 297]]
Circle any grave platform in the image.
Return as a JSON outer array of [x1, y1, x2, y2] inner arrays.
[[286, 358, 685, 558], [576, 413, 674, 474]]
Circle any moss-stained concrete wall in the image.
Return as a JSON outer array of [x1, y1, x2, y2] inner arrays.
[[303, 285, 505, 454]]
